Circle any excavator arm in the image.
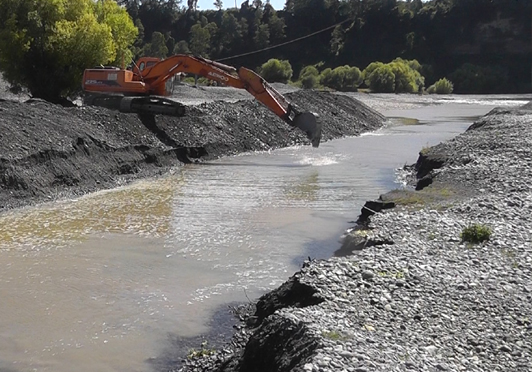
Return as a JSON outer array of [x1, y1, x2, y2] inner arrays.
[[83, 55, 321, 147]]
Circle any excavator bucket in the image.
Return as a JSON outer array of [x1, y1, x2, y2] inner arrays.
[[292, 112, 322, 148]]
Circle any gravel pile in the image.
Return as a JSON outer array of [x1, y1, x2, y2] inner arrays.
[[178, 105, 532, 372], [0, 87, 384, 211]]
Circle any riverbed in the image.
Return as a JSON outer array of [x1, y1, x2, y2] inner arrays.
[[0, 94, 528, 372]]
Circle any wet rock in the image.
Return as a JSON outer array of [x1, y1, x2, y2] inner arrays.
[[178, 105, 532, 372]]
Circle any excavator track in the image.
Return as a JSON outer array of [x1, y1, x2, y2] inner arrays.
[[84, 93, 124, 111], [119, 96, 186, 117], [84, 93, 186, 117]]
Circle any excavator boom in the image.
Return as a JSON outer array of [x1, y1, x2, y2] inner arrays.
[[82, 55, 321, 147]]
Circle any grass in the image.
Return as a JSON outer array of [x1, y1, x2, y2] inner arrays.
[[187, 342, 216, 359], [385, 184, 457, 209], [321, 330, 351, 341], [419, 145, 431, 156], [460, 223, 492, 244], [377, 269, 405, 279], [384, 186, 455, 207]]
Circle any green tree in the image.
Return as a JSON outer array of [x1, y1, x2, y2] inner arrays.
[[253, 23, 270, 49], [363, 59, 423, 93], [97, 0, 138, 65], [330, 25, 344, 56], [0, 0, 137, 103], [174, 40, 190, 54], [266, 9, 285, 43], [214, 0, 223, 10], [219, 12, 243, 52], [165, 33, 175, 56], [189, 23, 211, 57], [259, 59, 292, 83], [389, 59, 418, 93], [131, 18, 145, 60], [449, 63, 508, 93], [142, 31, 168, 58]]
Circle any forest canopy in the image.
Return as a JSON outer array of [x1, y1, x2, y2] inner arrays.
[[0, 0, 530, 101], [119, 0, 530, 93]]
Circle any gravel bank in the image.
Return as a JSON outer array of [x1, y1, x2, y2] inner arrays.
[[178, 104, 532, 372], [0, 85, 384, 211]]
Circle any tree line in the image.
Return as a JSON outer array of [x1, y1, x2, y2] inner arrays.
[[121, 0, 530, 94], [0, 0, 530, 102]]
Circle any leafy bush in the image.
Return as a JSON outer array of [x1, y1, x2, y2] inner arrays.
[[298, 65, 319, 89], [339, 65, 363, 91], [319, 68, 333, 87], [389, 58, 424, 93], [362, 61, 385, 86], [366, 65, 396, 93], [427, 78, 453, 94], [363, 59, 424, 93], [258, 59, 293, 83], [318, 65, 362, 91], [460, 224, 492, 244]]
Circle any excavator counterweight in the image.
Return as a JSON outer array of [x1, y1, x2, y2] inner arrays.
[[82, 55, 322, 147]]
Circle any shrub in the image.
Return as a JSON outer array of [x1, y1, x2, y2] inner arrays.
[[319, 67, 334, 87], [460, 224, 492, 244], [366, 65, 396, 93], [299, 65, 319, 89], [341, 65, 363, 91], [258, 59, 293, 83], [389, 58, 424, 93], [363, 59, 424, 93], [427, 78, 453, 94], [318, 65, 362, 91], [362, 61, 385, 86]]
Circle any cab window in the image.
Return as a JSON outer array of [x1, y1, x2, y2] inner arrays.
[[139, 62, 145, 71]]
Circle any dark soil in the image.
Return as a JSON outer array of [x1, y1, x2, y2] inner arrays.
[[0, 86, 384, 211]]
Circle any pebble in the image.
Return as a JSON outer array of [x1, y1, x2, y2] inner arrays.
[[179, 102, 532, 372]]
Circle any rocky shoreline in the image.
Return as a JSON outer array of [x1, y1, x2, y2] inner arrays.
[[177, 103, 532, 372]]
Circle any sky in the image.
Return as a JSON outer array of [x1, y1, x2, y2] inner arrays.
[[196, 0, 285, 11], [195, 0, 429, 13]]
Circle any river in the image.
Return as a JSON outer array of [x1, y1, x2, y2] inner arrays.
[[0, 94, 529, 372]]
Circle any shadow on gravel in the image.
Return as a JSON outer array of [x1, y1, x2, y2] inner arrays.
[[147, 302, 250, 372], [0, 366, 19, 372], [197, 161, 311, 168], [138, 113, 208, 164]]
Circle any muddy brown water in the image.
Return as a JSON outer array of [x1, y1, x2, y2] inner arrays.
[[0, 95, 529, 372]]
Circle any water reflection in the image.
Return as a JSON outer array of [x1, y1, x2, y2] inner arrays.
[[0, 177, 181, 250], [283, 171, 320, 202]]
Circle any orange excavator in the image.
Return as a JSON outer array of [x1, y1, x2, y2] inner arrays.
[[82, 55, 321, 147]]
